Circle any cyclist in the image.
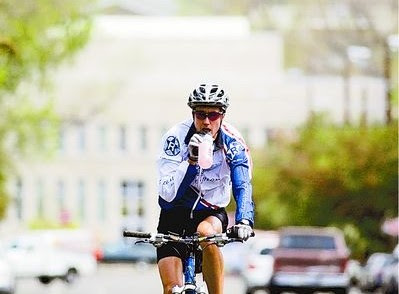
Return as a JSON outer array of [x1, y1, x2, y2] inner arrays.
[[157, 83, 254, 294]]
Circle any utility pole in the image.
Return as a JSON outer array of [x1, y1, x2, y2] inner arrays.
[[383, 41, 392, 124]]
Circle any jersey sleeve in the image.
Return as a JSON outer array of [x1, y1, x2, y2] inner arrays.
[[226, 138, 255, 226]]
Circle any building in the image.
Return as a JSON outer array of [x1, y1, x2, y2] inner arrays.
[[2, 16, 386, 242]]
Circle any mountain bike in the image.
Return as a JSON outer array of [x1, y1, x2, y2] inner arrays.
[[123, 228, 253, 294]]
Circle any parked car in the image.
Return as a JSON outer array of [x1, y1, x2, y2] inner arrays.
[[98, 239, 156, 264], [345, 259, 363, 287], [241, 230, 279, 294], [221, 240, 251, 275], [381, 245, 398, 294], [0, 244, 16, 294], [0, 258, 15, 294], [4, 232, 97, 285], [269, 226, 350, 294], [360, 252, 392, 291]]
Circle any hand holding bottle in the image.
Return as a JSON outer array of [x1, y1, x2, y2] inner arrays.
[[198, 132, 213, 169]]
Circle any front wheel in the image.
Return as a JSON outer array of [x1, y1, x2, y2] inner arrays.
[[38, 276, 53, 285], [64, 268, 78, 284], [269, 286, 281, 294], [333, 287, 348, 294]]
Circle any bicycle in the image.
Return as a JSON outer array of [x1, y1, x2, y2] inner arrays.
[[123, 228, 254, 294]]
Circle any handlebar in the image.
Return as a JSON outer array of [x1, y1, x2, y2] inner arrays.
[[123, 231, 152, 238], [123, 228, 254, 248]]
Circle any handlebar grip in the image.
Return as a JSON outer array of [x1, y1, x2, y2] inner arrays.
[[123, 231, 152, 238]]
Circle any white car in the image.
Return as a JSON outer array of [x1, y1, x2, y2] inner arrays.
[[241, 230, 279, 294], [381, 245, 398, 294], [0, 256, 16, 294], [4, 231, 97, 284], [361, 252, 392, 291]]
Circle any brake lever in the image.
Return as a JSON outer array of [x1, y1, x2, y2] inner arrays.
[[135, 240, 148, 244]]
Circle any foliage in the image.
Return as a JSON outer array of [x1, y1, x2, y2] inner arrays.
[[176, 0, 253, 15], [0, 0, 93, 220], [253, 115, 398, 259], [0, 0, 92, 93], [29, 218, 80, 230]]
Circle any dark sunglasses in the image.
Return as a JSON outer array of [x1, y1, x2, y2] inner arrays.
[[193, 111, 223, 121]]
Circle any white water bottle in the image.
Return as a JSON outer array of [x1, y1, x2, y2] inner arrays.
[[198, 132, 213, 169]]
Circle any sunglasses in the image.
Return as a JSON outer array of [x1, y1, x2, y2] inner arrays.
[[193, 111, 223, 121]]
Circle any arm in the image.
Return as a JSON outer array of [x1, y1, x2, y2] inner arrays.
[[158, 158, 198, 203], [228, 144, 255, 226]]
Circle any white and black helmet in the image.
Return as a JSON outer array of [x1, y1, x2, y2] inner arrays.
[[188, 84, 230, 112]]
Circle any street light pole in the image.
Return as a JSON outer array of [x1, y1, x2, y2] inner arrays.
[[384, 35, 399, 124], [344, 45, 372, 126]]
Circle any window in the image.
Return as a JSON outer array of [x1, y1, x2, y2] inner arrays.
[[56, 180, 65, 213], [281, 235, 336, 250], [58, 127, 65, 152], [121, 180, 145, 230], [78, 179, 86, 221], [97, 180, 106, 221], [77, 124, 86, 152], [260, 248, 273, 255], [119, 125, 127, 151], [139, 126, 147, 150], [36, 179, 44, 218], [98, 125, 107, 152]]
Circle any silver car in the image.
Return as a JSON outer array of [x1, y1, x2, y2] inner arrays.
[[241, 230, 279, 294]]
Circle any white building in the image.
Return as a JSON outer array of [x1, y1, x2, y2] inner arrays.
[[2, 16, 386, 242]]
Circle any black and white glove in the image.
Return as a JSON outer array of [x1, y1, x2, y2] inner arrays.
[[188, 133, 203, 162], [228, 220, 253, 241]]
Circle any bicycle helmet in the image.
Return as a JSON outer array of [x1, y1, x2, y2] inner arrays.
[[187, 84, 230, 112]]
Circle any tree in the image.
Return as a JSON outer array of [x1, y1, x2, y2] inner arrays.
[[251, 0, 398, 124], [253, 115, 398, 259], [0, 0, 93, 219]]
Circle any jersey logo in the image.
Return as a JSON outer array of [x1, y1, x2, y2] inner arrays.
[[226, 141, 244, 160], [164, 136, 181, 156]]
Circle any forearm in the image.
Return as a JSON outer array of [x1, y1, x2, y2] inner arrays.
[[231, 165, 255, 226]]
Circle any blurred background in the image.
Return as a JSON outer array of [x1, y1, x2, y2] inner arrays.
[[0, 0, 397, 294]]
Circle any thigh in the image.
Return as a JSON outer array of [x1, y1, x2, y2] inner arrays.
[[194, 208, 228, 235], [156, 208, 190, 262]]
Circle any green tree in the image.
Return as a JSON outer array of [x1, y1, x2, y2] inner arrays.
[[253, 115, 398, 259], [0, 0, 93, 219]]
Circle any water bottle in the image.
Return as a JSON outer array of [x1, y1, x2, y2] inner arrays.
[[198, 132, 213, 169]]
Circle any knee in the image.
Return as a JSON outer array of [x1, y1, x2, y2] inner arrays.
[[197, 219, 222, 237]]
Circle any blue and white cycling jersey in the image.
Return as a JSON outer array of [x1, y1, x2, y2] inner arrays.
[[157, 118, 254, 226]]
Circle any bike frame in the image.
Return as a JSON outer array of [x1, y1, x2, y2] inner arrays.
[[170, 249, 206, 294]]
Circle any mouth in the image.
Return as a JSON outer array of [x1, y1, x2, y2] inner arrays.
[[201, 128, 212, 134]]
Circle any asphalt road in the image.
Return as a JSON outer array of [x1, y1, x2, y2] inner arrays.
[[15, 263, 245, 294]]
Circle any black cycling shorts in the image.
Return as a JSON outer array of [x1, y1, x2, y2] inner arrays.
[[156, 207, 228, 263]]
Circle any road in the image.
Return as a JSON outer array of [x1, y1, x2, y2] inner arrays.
[[15, 263, 245, 294], [14, 263, 365, 294]]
